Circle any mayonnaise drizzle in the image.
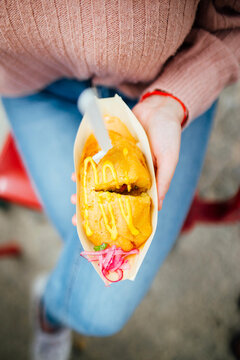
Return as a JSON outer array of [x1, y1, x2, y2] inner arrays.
[[83, 151, 139, 239], [102, 161, 119, 189], [117, 195, 139, 236], [83, 157, 98, 236], [98, 193, 118, 240]]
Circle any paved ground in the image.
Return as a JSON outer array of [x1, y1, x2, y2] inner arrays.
[[0, 82, 240, 360]]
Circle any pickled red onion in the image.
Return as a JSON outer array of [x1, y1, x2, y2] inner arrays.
[[102, 268, 123, 283], [80, 245, 139, 286]]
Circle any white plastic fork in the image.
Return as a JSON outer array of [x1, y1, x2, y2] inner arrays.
[[77, 88, 112, 163]]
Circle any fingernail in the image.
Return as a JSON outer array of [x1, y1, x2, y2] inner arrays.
[[71, 172, 76, 182], [71, 194, 77, 204], [72, 214, 77, 226]]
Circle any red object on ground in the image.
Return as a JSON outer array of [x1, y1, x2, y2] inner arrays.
[[181, 189, 240, 232], [0, 242, 22, 257], [0, 133, 42, 210]]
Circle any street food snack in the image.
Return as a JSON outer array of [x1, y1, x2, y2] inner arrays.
[[74, 95, 158, 284], [79, 123, 152, 252]]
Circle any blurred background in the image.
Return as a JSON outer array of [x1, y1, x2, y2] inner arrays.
[[0, 82, 239, 360]]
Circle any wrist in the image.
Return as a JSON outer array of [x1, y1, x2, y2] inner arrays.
[[142, 95, 183, 124], [140, 90, 188, 127]]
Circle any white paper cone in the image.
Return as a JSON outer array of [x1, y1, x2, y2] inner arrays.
[[74, 95, 158, 283]]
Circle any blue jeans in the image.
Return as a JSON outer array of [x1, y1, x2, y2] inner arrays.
[[2, 79, 216, 336]]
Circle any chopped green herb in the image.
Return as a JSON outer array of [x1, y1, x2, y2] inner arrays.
[[94, 243, 108, 251]]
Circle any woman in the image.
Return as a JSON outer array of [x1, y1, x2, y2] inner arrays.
[[1, 1, 239, 359]]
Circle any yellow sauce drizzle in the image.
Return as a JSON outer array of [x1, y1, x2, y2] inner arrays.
[[102, 161, 119, 189], [83, 151, 139, 239], [123, 148, 131, 192], [98, 193, 118, 240], [117, 195, 139, 236], [83, 157, 99, 236]]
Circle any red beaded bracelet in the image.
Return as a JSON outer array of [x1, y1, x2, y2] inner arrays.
[[140, 89, 188, 127]]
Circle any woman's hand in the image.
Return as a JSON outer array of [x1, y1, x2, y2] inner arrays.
[[132, 95, 184, 210]]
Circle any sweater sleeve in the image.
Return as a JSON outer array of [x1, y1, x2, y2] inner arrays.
[[143, 0, 240, 124]]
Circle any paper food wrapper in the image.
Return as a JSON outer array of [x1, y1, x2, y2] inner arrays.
[[74, 95, 158, 283]]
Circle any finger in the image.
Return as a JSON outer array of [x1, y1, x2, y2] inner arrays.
[[71, 172, 76, 182], [71, 193, 77, 204], [156, 152, 179, 210], [132, 103, 141, 116], [132, 103, 150, 132], [72, 214, 77, 226]]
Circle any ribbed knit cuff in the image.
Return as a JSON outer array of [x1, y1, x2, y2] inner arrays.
[[143, 29, 240, 124]]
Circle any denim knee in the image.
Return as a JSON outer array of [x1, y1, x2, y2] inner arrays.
[[70, 306, 130, 337]]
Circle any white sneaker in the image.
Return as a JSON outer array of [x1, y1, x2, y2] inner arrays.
[[30, 275, 72, 360]]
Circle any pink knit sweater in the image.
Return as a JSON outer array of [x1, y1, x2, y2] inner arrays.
[[0, 0, 239, 122]]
